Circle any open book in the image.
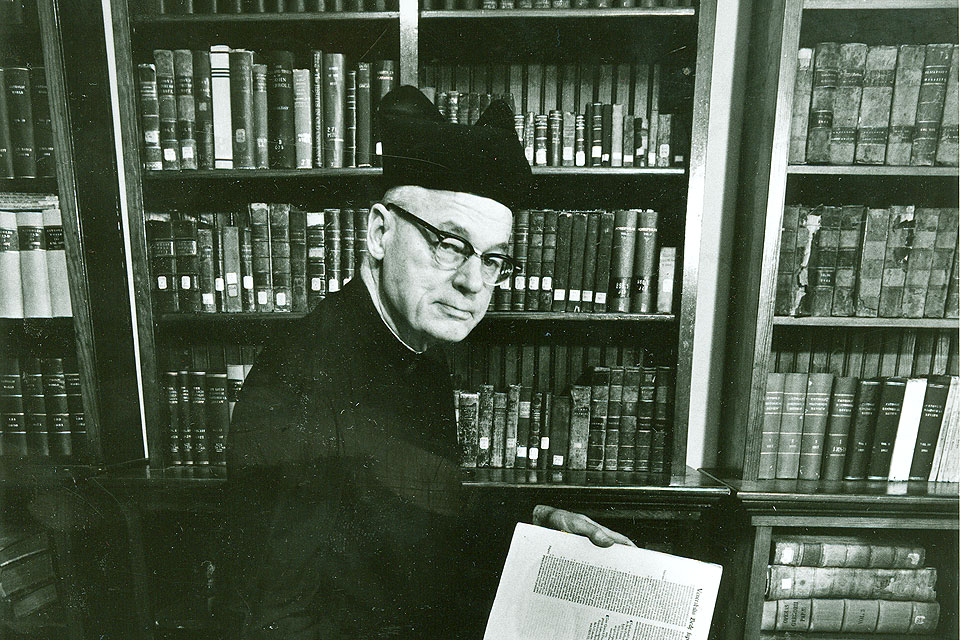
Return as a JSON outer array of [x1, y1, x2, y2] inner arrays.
[[484, 523, 722, 640]]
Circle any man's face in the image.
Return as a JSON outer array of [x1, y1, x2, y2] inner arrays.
[[377, 186, 513, 346]]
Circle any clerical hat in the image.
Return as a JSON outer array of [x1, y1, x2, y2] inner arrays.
[[377, 85, 532, 210]]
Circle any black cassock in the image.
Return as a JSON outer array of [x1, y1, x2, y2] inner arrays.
[[227, 277, 486, 639]]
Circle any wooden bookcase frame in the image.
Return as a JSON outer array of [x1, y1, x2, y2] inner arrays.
[[107, 0, 726, 478], [720, 0, 960, 480]]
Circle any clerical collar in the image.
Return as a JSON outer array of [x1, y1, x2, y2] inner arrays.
[[361, 273, 426, 355]]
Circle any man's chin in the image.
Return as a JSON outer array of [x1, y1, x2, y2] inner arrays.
[[425, 316, 481, 344]]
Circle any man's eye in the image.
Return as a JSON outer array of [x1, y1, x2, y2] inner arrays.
[[438, 238, 468, 255], [482, 255, 505, 271]]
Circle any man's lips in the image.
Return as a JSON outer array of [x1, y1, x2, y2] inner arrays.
[[436, 302, 473, 319]]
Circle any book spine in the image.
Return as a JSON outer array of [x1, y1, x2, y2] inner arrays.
[[759, 373, 785, 480], [252, 63, 269, 169], [228, 49, 255, 169], [323, 53, 346, 168], [911, 385, 948, 478], [766, 566, 938, 602], [209, 45, 233, 169], [886, 45, 925, 165], [550, 212, 573, 312], [457, 391, 479, 467], [21, 358, 48, 455], [798, 373, 834, 480], [306, 211, 326, 306], [220, 224, 242, 312], [527, 391, 543, 468], [810, 206, 840, 316], [579, 213, 600, 312], [609, 209, 638, 312], [829, 43, 867, 165], [153, 51, 180, 170], [925, 208, 958, 317], [777, 372, 807, 479], [189, 370, 208, 464], [878, 205, 915, 317], [269, 204, 291, 311], [477, 385, 494, 467], [248, 203, 273, 311], [197, 225, 216, 312], [564, 386, 588, 471], [776, 205, 801, 315], [137, 64, 164, 171], [42, 208, 70, 317], [789, 48, 814, 164], [855, 208, 889, 317], [206, 371, 228, 465], [288, 209, 307, 312], [162, 371, 181, 464], [912, 44, 953, 166], [652, 366, 673, 473], [636, 367, 656, 471], [843, 378, 882, 479], [935, 45, 959, 166], [630, 209, 658, 313], [867, 377, 908, 480], [539, 211, 557, 310], [586, 367, 609, 471], [40, 358, 69, 456], [617, 366, 640, 471], [17, 211, 52, 318], [832, 205, 864, 316], [855, 46, 897, 164], [344, 70, 356, 167], [525, 210, 544, 310], [148, 219, 178, 313], [622, 114, 634, 167], [902, 207, 939, 317], [512, 210, 529, 311], [821, 376, 857, 481], [356, 63, 372, 167], [0, 69, 14, 177], [323, 208, 341, 294], [592, 212, 615, 312], [172, 50, 197, 169], [491, 391, 506, 468], [340, 208, 355, 285], [267, 51, 296, 169], [887, 377, 928, 481], [292, 68, 313, 169], [603, 368, 622, 470], [504, 385, 520, 468], [192, 51, 214, 170], [565, 212, 587, 312], [656, 247, 676, 314], [806, 42, 840, 164], [0, 210, 22, 318]]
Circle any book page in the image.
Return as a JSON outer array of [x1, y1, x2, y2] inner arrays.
[[484, 523, 722, 640]]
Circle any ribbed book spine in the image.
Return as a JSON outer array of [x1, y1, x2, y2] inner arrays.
[[789, 48, 814, 164], [539, 210, 557, 310], [843, 379, 882, 480], [511, 210, 529, 311], [311, 52, 325, 168], [5, 68, 34, 177], [172, 50, 197, 169], [148, 219, 178, 313], [356, 62, 372, 167], [0, 69, 14, 177], [293, 69, 313, 169], [878, 205, 915, 317], [806, 42, 840, 164], [197, 225, 216, 312], [267, 51, 296, 169], [192, 51, 214, 170], [630, 209, 658, 313], [249, 203, 273, 312], [567, 385, 590, 470], [269, 203, 291, 311], [854, 208, 889, 317], [609, 209, 638, 312], [225, 50, 253, 169], [854, 46, 897, 165], [912, 44, 953, 166], [41, 358, 70, 456], [636, 367, 655, 471], [935, 45, 959, 166], [189, 370, 208, 465], [810, 206, 840, 316], [886, 45, 925, 165], [209, 45, 233, 169], [902, 208, 938, 318], [323, 208, 341, 294], [344, 69, 357, 168], [153, 51, 180, 170], [306, 211, 326, 307], [829, 43, 867, 165], [592, 212, 614, 312], [22, 358, 48, 456], [457, 391, 479, 468], [323, 53, 346, 168], [776, 205, 801, 315], [832, 205, 864, 316], [289, 209, 307, 312]]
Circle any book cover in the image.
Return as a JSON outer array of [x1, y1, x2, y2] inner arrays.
[[630, 209, 658, 313], [759, 373, 785, 480], [886, 45, 925, 165], [306, 210, 326, 306], [652, 366, 673, 473], [153, 51, 180, 170], [172, 50, 197, 170], [798, 372, 833, 480], [806, 42, 840, 164], [197, 225, 216, 312], [902, 207, 938, 317], [777, 372, 807, 479], [912, 43, 953, 166], [323, 208, 341, 294], [867, 377, 908, 480], [789, 48, 814, 164], [656, 113, 672, 167], [854, 208, 890, 317], [878, 205, 915, 317], [603, 367, 623, 471], [209, 45, 233, 169], [936, 44, 958, 166], [21, 357, 49, 456], [527, 391, 542, 469], [340, 208, 355, 286], [907, 375, 950, 480], [549, 393, 570, 469], [762, 599, 939, 634], [773, 535, 925, 568], [617, 366, 640, 472], [844, 378, 883, 480], [147, 218, 178, 313], [925, 208, 958, 317], [137, 64, 164, 171], [457, 391, 479, 467], [854, 45, 897, 165], [17, 211, 52, 318], [323, 53, 347, 168], [267, 51, 296, 169], [887, 377, 928, 481], [820, 376, 857, 481], [356, 62, 372, 167], [205, 366, 229, 465], [192, 51, 214, 170], [40, 358, 70, 457], [609, 209, 638, 313], [345, 70, 357, 167], [831, 204, 864, 316], [550, 212, 573, 312]]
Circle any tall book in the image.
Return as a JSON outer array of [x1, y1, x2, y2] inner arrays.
[[829, 43, 867, 165], [550, 211, 573, 312], [221, 224, 242, 313], [806, 42, 841, 164], [809, 206, 840, 316], [196, 224, 216, 312], [878, 205, 915, 318], [539, 211, 558, 310], [886, 45, 925, 165], [42, 207, 70, 317], [777, 373, 807, 479], [172, 50, 197, 169], [608, 209, 638, 312], [477, 384, 494, 468], [269, 204, 291, 311], [565, 212, 587, 312], [193, 51, 214, 170], [511, 209, 529, 310], [630, 209, 658, 313], [356, 62, 372, 167], [40, 358, 70, 456], [798, 373, 833, 480], [457, 391, 479, 467], [249, 203, 273, 312], [209, 45, 233, 169], [153, 51, 180, 170], [925, 208, 958, 317], [759, 373, 785, 480], [0, 210, 22, 318], [854, 207, 890, 317], [843, 378, 882, 480], [592, 212, 614, 312], [21, 357, 48, 456], [306, 210, 325, 306], [776, 205, 801, 315], [902, 207, 938, 318], [206, 364, 229, 466], [267, 51, 296, 169], [820, 376, 857, 481], [636, 367, 656, 472], [525, 210, 544, 311], [935, 44, 959, 166], [147, 218, 178, 313], [790, 49, 815, 164], [656, 247, 676, 314], [579, 213, 600, 311], [505, 384, 520, 468], [491, 391, 506, 468], [586, 366, 610, 471], [344, 70, 357, 168], [323, 53, 347, 168], [17, 211, 52, 318], [854, 45, 897, 165], [323, 208, 341, 294], [603, 367, 623, 470], [831, 204, 864, 316], [137, 64, 163, 171], [618, 366, 640, 472], [866, 377, 908, 480], [0, 68, 14, 177], [228, 49, 255, 169], [293, 68, 313, 169], [912, 43, 953, 166], [887, 377, 927, 481], [252, 63, 269, 168]]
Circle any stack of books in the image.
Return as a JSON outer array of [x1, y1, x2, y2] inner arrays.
[[762, 536, 940, 634], [456, 363, 674, 473], [0, 194, 72, 319], [139, 49, 396, 170], [147, 0, 398, 14], [422, 0, 694, 8], [422, 60, 688, 168], [0, 526, 60, 628], [761, 372, 959, 482], [0, 67, 54, 178], [0, 356, 87, 458], [160, 344, 261, 466], [790, 42, 959, 167], [775, 204, 958, 319]]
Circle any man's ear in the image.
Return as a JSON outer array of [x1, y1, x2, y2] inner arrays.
[[366, 203, 390, 260]]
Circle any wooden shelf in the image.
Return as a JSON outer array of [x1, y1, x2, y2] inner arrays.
[[132, 11, 399, 23], [761, 633, 956, 640], [141, 166, 684, 179], [773, 316, 957, 329], [462, 466, 729, 495], [158, 311, 676, 327], [0, 176, 58, 192], [420, 7, 695, 18], [484, 311, 676, 321], [787, 164, 959, 177], [803, 0, 956, 9], [532, 166, 686, 175]]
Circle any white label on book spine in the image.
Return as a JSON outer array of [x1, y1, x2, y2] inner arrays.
[[541, 277, 552, 290], [343, 276, 352, 285], [215, 278, 224, 292], [582, 290, 593, 303], [569, 290, 581, 302], [540, 437, 549, 449], [554, 289, 566, 301], [311, 277, 322, 291], [519, 401, 531, 418], [202, 293, 215, 305], [517, 446, 527, 458], [329, 280, 340, 293], [780, 578, 792, 590], [563, 148, 573, 162], [553, 454, 564, 466], [780, 548, 795, 564], [575, 151, 586, 166], [499, 280, 510, 290], [257, 291, 268, 304], [595, 292, 607, 305], [907, 552, 921, 566], [535, 149, 547, 165], [276, 292, 286, 306], [157, 276, 168, 290], [479, 437, 490, 450], [528, 447, 539, 461], [528, 276, 539, 291], [515, 275, 525, 290], [226, 273, 238, 285], [145, 131, 159, 144], [181, 276, 192, 289], [506, 438, 516, 449], [182, 146, 194, 160], [164, 148, 177, 161], [243, 275, 254, 290]]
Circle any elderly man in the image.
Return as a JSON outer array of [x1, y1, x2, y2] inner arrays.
[[227, 86, 633, 640]]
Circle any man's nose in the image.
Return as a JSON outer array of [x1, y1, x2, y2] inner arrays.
[[452, 254, 485, 294]]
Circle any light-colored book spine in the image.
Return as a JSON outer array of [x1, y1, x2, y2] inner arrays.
[[0, 210, 23, 318], [209, 45, 233, 169], [17, 210, 52, 318], [42, 206, 70, 317], [789, 48, 814, 164], [293, 69, 313, 169]]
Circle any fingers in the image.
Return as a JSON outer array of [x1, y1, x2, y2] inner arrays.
[[533, 505, 637, 548]]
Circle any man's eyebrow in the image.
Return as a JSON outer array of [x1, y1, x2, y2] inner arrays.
[[437, 221, 512, 254]]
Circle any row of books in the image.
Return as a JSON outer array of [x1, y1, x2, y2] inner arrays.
[[0, 526, 60, 624], [771, 327, 956, 383], [159, 344, 260, 466], [493, 209, 675, 314], [0, 194, 72, 319], [139, 49, 396, 171], [421, 60, 685, 162], [775, 205, 959, 319], [762, 536, 940, 634], [456, 364, 674, 472], [0, 66, 54, 178], [422, 0, 694, 7], [152, 0, 396, 12], [760, 372, 959, 482], [790, 42, 959, 167], [0, 356, 87, 458]]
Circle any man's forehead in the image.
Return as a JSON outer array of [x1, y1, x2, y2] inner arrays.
[[386, 185, 512, 221]]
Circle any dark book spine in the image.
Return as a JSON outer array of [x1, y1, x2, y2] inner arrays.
[[267, 51, 296, 169], [221, 224, 242, 312], [635, 367, 655, 472], [630, 209, 658, 313], [173, 218, 200, 312], [603, 367, 623, 470], [547, 110, 562, 166], [269, 203, 291, 311], [574, 114, 586, 167], [609, 209, 638, 313], [251, 63, 268, 169], [586, 367, 610, 471], [340, 208, 355, 285], [324, 208, 342, 294], [29, 69, 53, 177], [0, 69, 15, 177], [776, 205, 801, 315], [527, 391, 543, 469], [21, 358, 48, 456], [162, 371, 181, 465], [228, 49, 255, 169], [565, 212, 588, 312], [806, 42, 840, 164], [504, 384, 520, 468], [617, 366, 640, 471], [842, 379, 882, 479], [567, 385, 590, 470], [589, 103, 603, 166], [525, 210, 544, 311], [311, 52, 325, 168], [192, 51, 214, 170], [829, 43, 867, 165], [777, 372, 807, 479], [600, 103, 613, 166], [148, 219, 179, 313], [820, 376, 857, 481], [177, 370, 193, 464], [306, 211, 326, 306], [492, 391, 507, 468], [652, 366, 673, 473], [457, 392, 479, 468], [6, 67, 36, 177], [344, 69, 357, 167], [511, 210, 529, 311], [289, 209, 307, 312], [153, 51, 180, 170], [549, 394, 570, 469], [356, 62, 372, 167], [579, 213, 601, 312], [373, 60, 396, 163], [909, 375, 951, 480], [323, 53, 346, 168], [206, 371, 228, 465], [550, 211, 573, 312], [759, 373, 785, 480], [538, 210, 557, 310], [912, 44, 953, 166], [189, 370, 209, 464], [1, 357, 27, 456], [63, 359, 85, 458], [810, 206, 840, 316], [172, 51, 197, 169], [592, 211, 615, 312], [866, 377, 908, 479], [240, 226, 255, 311], [249, 203, 274, 312], [39, 358, 69, 456], [798, 373, 834, 480], [197, 225, 217, 312]]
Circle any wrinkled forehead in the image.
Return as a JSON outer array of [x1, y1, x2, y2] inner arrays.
[[384, 185, 513, 229]]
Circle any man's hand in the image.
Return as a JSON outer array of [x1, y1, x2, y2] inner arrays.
[[532, 505, 637, 548]]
